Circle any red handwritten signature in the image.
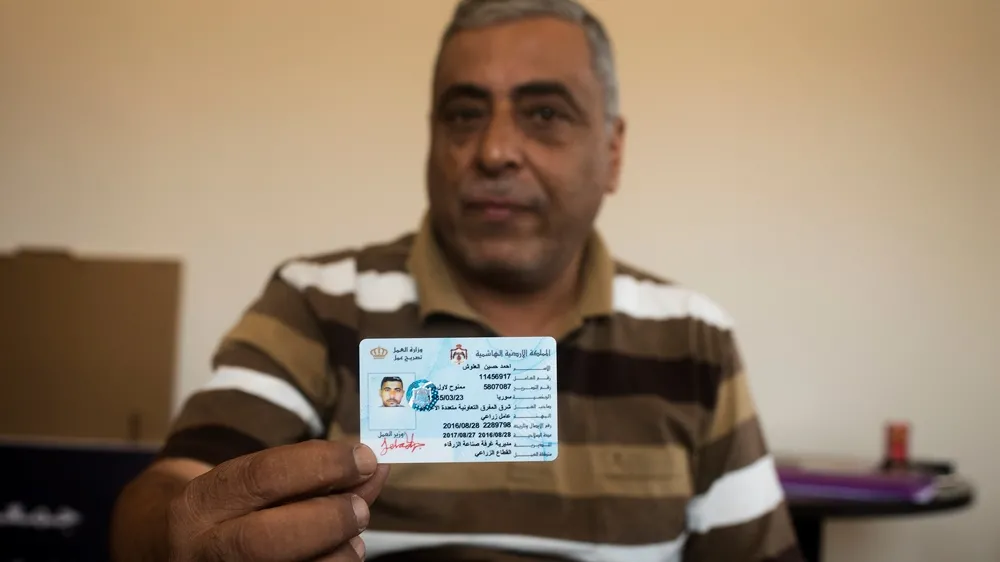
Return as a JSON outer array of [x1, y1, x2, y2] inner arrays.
[[380, 433, 426, 456]]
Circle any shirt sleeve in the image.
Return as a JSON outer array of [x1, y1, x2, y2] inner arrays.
[[158, 262, 337, 466], [682, 328, 805, 562]]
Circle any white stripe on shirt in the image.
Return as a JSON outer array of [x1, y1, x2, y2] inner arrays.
[[278, 258, 733, 329], [199, 366, 324, 437], [686, 454, 785, 534], [361, 530, 686, 562]]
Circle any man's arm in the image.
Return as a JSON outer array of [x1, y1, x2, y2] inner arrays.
[[682, 329, 804, 561], [109, 458, 211, 561], [110, 261, 338, 561]]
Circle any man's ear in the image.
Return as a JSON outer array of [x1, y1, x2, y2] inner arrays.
[[605, 116, 626, 195]]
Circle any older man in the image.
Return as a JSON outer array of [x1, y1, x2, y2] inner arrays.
[[111, 1, 802, 561]]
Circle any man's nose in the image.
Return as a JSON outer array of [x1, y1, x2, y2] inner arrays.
[[476, 108, 523, 177]]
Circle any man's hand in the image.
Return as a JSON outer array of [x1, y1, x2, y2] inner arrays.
[[166, 440, 390, 561]]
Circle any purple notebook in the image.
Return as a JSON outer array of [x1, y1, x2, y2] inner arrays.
[[776, 455, 937, 503]]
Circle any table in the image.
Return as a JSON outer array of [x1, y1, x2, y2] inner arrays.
[[787, 481, 975, 562]]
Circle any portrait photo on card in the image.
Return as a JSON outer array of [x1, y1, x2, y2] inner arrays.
[[368, 373, 417, 431]]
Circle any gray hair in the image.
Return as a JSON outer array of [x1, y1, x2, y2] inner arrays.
[[439, 0, 620, 120]]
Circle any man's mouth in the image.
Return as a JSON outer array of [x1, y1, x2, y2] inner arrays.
[[469, 203, 516, 221], [463, 198, 535, 222]]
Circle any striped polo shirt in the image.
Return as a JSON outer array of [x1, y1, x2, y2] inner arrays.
[[161, 220, 802, 562]]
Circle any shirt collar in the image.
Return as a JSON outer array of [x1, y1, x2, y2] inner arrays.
[[405, 215, 615, 326]]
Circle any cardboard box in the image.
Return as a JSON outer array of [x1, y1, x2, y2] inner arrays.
[[0, 248, 181, 444]]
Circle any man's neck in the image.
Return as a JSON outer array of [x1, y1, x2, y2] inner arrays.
[[454, 251, 584, 338]]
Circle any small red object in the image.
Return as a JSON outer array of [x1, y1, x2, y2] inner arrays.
[[885, 421, 910, 465]]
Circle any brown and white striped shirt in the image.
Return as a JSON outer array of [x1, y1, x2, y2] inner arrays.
[[161, 219, 803, 562]]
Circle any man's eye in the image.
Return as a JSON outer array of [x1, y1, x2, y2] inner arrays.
[[525, 106, 567, 124], [443, 108, 485, 123]]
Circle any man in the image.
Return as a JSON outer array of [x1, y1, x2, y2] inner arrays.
[[110, 1, 803, 561], [379, 376, 406, 407]]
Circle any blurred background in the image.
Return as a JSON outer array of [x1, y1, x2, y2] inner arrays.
[[1, 1, 997, 561]]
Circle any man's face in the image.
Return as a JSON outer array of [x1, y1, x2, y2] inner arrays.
[[427, 17, 625, 290], [380, 381, 404, 407]]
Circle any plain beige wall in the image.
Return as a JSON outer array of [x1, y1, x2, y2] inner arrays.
[[1, 1, 997, 560]]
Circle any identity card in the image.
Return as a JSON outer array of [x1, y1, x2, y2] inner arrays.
[[359, 336, 558, 463]]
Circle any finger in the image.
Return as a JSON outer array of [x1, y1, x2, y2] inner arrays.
[[185, 440, 379, 524], [311, 537, 366, 562], [347, 464, 391, 506], [209, 493, 368, 561]]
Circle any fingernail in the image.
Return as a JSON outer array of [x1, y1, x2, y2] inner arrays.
[[350, 536, 366, 559], [352, 495, 370, 531], [353, 444, 377, 476]]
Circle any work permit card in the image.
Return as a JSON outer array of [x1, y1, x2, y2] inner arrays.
[[358, 336, 558, 464]]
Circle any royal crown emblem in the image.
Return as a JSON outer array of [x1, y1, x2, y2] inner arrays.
[[370, 346, 388, 359], [449, 344, 468, 365]]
